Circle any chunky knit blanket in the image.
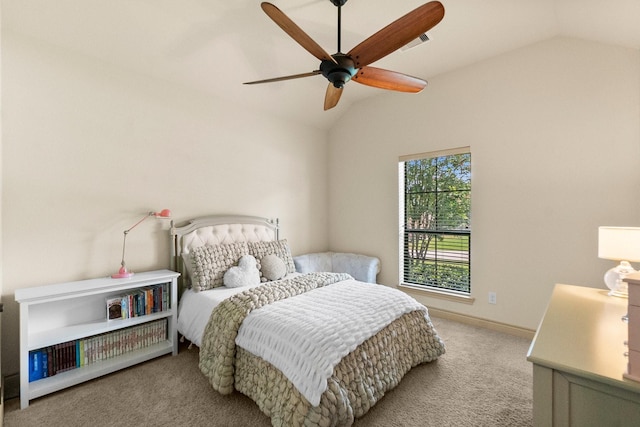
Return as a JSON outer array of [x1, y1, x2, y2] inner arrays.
[[235, 279, 428, 406], [199, 272, 445, 426]]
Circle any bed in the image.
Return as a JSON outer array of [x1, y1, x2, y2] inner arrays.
[[170, 215, 445, 427]]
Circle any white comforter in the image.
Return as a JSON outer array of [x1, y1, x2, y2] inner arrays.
[[177, 273, 301, 346], [234, 279, 427, 406]]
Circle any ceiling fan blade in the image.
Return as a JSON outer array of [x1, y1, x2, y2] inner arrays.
[[347, 1, 444, 68], [351, 66, 427, 93], [261, 2, 337, 64], [324, 84, 343, 110], [244, 70, 322, 85]]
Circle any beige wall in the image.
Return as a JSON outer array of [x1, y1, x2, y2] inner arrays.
[[0, 31, 330, 375], [2, 29, 640, 381], [328, 37, 640, 331]]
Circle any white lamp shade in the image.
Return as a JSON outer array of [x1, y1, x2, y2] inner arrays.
[[598, 226, 640, 262]]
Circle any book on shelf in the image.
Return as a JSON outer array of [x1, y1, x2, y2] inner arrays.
[[28, 349, 47, 382], [28, 318, 168, 382], [106, 282, 170, 321], [106, 297, 123, 320]]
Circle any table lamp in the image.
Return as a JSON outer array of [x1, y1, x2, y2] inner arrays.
[[112, 209, 171, 278], [598, 226, 640, 297]]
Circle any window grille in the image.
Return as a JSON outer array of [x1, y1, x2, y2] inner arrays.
[[400, 148, 471, 293]]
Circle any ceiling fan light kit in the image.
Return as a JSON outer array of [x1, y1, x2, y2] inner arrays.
[[244, 0, 445, 110], [320, 53, 356, 89]]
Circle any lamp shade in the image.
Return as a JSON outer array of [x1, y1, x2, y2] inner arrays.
[[598, 226, 640, 262]]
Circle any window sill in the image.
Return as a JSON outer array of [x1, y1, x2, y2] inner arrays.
[[399, 283, 475, 305]]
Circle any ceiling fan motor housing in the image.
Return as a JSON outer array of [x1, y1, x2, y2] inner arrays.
[[320, 54, 357, 88]]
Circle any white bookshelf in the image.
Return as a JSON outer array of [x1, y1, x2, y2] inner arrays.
[[15, 269, 180, 409]]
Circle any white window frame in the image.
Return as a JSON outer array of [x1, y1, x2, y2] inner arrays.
[[398, 147, 473, 302]]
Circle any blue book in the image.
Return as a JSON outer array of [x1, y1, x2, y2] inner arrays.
[[28, 350, 44, 382], [41, 349, 48, 378]]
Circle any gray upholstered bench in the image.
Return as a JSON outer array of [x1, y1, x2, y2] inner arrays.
[[293, 252, 380, 283]]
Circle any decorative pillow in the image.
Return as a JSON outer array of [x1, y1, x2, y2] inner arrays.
[[223, 255, 260, 288], [248, 239, 296, 281], [189, 242, 249, 291], [260, 254, 287, 281]]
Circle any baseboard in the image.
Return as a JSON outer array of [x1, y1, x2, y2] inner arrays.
[[429, 307, 536, 340], [1, 373, 3, 427], [3, 374, 19, 401]]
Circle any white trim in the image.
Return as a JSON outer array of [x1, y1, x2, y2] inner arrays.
[[398, 148, 472, 296], [428, 307, 536, 340], [398, 163, 406, 287], [398, 145, 470, 162], [399, 283, 475, 304]]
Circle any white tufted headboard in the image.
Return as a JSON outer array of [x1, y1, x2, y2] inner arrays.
[[170, 215, 279, 292]]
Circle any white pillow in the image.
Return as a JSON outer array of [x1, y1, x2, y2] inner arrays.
[[261, 254, 287, 281], [223, 255, 260, 288]]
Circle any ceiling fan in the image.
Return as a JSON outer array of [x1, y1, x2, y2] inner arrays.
[[244, 0, 445, 111]]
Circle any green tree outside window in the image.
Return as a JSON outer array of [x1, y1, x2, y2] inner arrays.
[[402, 152, 471, 293]]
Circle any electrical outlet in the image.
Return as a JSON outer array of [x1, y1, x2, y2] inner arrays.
[[488, 292, 497, 304]]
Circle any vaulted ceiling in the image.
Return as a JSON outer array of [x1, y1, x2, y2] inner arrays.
[[4, 0, 640, 130]]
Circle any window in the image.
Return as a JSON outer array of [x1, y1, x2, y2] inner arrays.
[[399, 148, 471, 294]]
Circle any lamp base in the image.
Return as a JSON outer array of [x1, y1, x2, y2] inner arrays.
[[604, 261, 636, 297], [111, 266, 134, 279], [111, 272, 134, 279]]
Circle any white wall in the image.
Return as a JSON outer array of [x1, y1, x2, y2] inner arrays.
[[0, 31, 330, 375], [0, 2, 4, 401], [3, 30, 639, 381], [328, 37, 640, 330]]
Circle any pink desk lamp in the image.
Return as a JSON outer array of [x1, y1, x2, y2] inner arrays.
[[112, 209, 171, 279]]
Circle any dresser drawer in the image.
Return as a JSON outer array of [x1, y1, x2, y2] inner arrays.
[[629, 281, 640, 307], [628, 305, 640, 351]]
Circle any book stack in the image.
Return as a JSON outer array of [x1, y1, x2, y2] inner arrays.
[[106, 282, 170, 321], [28, 318, 168, 382]]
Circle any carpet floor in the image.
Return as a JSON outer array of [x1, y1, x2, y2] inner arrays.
[[4, 316, 533, 426]]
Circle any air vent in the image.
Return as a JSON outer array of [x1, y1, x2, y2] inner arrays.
[[401, 33, 430, 51]]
